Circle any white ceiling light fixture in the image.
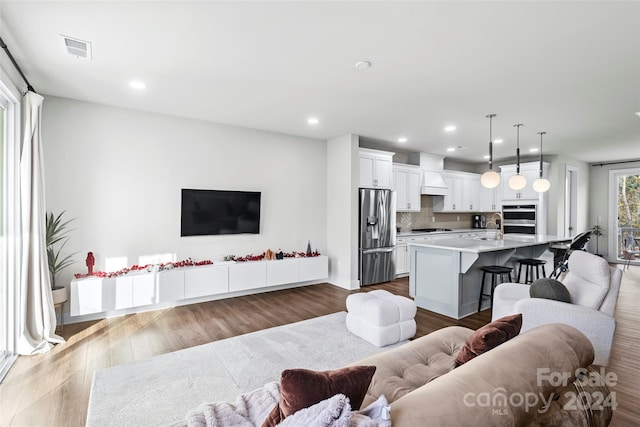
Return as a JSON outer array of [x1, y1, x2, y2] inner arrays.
[[447, 145, 466, 152], [129, 81, 146, 90], [494, 138, 504, 144], [481, 114, 501, 189], [59, 34, 92, 59], [355, 60, 372, 70], [529, 148, 539, 153], [635, 112, 640, 117], [508, 123, 527, 191], [398, 137, 408, 143], [444, 125, 456, 132], [307, 117, 319, 125], [532, 131, 551, 193]]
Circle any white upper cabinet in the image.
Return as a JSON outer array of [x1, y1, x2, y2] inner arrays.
[[479, 184, 501, 212], [393, 163, 421, 212], [433, 171, 480, 212], [501, 162, 549, 201], [359, 148, 394, 189], [463, 175, 481, 211]]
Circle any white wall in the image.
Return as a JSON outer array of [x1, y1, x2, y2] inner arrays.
[[547, 155, 590, 237], [42, 96, 327, 287], [326, 134, 359, 289]]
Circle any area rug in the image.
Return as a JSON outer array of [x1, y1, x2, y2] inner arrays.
[[87, 311, 401, 427]]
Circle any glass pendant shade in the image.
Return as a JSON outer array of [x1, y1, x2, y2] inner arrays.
[[508, 123, 527, 191], [481, 170, 501, 188], [533, 131, 550, 193], [533, 178, 550, 192], [481, 114, 500, 189], [508, 173, 527, 190]]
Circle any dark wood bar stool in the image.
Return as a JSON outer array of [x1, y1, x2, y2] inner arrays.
[[478, 265, 514, 311], [516, 258, 547, 284]]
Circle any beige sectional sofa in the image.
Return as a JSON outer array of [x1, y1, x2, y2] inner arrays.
[[352, 323, 612, 426]]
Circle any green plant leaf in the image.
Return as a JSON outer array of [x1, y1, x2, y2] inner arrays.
[[46, 211, 78, 289]]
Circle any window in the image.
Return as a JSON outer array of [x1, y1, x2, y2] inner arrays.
[[609, 168, 640, 265]]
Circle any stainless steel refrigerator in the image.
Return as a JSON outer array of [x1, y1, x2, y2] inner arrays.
[[359, 188, 396, 286]]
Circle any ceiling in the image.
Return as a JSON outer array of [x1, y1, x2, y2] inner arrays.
[[1, 1, 639, 164]]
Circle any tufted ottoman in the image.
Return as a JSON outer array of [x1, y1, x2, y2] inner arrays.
[[346, 290, 417, 347]]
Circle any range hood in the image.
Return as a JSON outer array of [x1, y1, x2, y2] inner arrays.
[[408, 153, 449, 196]]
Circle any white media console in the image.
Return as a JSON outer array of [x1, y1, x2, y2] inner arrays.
[[70, 255, 328, 320]]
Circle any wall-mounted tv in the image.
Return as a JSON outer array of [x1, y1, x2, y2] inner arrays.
[[181, 189, 261, 236]]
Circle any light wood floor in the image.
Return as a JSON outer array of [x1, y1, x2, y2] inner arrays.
[[0, 267, 638, 426]]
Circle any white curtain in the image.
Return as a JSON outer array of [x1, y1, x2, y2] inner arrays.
[[17, 91, 63, 355]]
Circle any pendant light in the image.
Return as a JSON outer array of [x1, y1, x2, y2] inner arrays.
[[532, 131, 551, 192], [480, 114, 500, 188], [508, 123, 527, 190]]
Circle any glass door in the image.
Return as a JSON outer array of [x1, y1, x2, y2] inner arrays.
[[0, 79, 19, 383], [0, 102, 6, 365], [610, 169, 640, 264], [0, 95, 12, 382]]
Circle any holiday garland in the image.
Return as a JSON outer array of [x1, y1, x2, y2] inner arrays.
[[74, 250, 321, 279], [230, 250, 320, 262], [74, 258, 213, 279]]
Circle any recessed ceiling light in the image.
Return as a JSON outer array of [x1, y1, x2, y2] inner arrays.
[[307, 117, 319, 125], [447, 147, 455, 152], [636, 112, 640, 117], [129, 81, 146, 90], [494, 138, 503, 144], [483, 155, 490, 159], [529, 148, 539, 152], [444, 125, 456, 132], [355, 60, 372, 70], [398, 137, 407, 143]]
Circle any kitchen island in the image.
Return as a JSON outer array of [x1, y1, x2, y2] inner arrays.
[[408, 233, 569, 319]]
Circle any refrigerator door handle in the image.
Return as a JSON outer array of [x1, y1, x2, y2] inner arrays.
[[362, 247, 395, 255]]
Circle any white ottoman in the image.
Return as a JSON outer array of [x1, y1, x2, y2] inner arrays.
[[346, 290, 417, 347]]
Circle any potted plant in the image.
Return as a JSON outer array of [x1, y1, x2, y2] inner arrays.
[[46, 211, 77, 304], [591, 223, 604, 256]]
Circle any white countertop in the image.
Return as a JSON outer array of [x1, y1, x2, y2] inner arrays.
[[408, 234, 570, 253], [397, 228, 481, 237]]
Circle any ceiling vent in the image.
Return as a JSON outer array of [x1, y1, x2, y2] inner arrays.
[[60, 35, 92, 60]]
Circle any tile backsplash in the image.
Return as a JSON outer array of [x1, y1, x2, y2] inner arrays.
[[396, 195, 473, 231]]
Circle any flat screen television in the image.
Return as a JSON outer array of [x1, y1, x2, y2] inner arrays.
[[181, 189, 261, 236]]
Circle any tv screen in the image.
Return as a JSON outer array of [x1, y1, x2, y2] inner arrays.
[[181, 189, 261, 236]]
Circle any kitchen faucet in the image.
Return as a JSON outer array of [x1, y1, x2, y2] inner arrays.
[[485, 212, 504, 240]]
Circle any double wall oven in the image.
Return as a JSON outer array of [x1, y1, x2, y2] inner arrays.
[[502, 204, 537, 234]]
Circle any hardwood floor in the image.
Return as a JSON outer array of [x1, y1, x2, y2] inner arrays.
[[0, 268, 638, 426]]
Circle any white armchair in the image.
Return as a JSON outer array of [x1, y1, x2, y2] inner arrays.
[[492, 251, 622, 366]]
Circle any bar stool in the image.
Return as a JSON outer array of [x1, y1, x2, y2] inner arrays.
[[516, 258, 547, 284], [478, 265, 514, 311]]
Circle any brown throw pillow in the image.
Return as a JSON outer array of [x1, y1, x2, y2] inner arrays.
[[261, 365, 376, 427], [455, 313, 522, 367]]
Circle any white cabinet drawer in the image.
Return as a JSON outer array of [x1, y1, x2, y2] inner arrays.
[[267, 259, 299, 286], [157, 269, 185, 303], [229, 262, 267, 291], [184, 265, 229, 298], [299, 256, 329, 282]]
